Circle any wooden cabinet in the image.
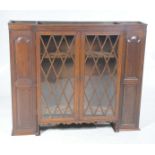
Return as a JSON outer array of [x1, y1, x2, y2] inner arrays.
[[9, 21, 147, 135]]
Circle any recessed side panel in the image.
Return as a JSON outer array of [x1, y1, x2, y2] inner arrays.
[[121, 84, 138, 128], [10, 30, 37, 135], [120, 30, 147, 130]]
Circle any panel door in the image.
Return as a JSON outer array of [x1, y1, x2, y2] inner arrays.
[[36, 32, 79, 124], [80, 32, 123, 121]]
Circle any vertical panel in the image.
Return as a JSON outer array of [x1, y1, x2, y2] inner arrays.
[[121, 85, 137, 126], [16, 87, 33, 128], [125, 34, 141, 78], [15, 37, 30, 78], [10, 30, 37, 135], [120, 30, 146, 130]]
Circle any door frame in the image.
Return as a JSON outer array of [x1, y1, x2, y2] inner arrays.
[[36, 31, 80, 125], [79, 31, 124, 122]]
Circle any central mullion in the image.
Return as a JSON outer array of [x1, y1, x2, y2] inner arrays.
[[79, 34, 86, 119], [74, 32, 81, 120]]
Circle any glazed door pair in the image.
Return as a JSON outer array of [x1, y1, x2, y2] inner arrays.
[[37, 31, 122, 125]]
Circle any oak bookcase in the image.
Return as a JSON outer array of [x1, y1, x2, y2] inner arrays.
[[9, 21, 147, 135]]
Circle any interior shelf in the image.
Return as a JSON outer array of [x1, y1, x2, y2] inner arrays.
[[85, 51, 116, 58], [41, 52, 74, 58]]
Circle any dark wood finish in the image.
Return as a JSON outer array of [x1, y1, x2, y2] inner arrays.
[[9, 21, 147, 135], [9, 29, 37, 135], [119, 30, 147, 130]]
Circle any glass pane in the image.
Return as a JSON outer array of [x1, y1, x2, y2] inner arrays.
[[40, 35, 75, 118], [84, 35, 119, 116], [59, 38, 68, 52], [47, 37, 57, 53]]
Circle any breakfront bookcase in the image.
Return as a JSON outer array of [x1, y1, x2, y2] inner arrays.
[[9, 21, 147, 135]]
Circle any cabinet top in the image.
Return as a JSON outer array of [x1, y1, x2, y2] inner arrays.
[[9, 21, 147, 25], [8, 21, 147, 31]]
